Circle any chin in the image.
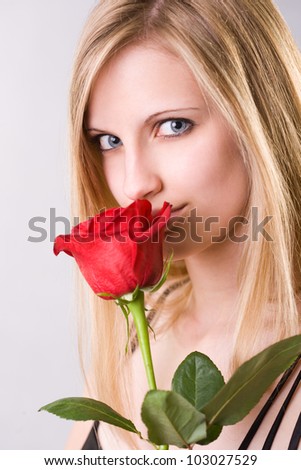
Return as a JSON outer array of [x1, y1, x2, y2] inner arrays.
[[163, 237, 204, 262]]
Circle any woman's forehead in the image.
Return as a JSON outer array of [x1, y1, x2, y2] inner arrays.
[[86, 42, 207, 127]]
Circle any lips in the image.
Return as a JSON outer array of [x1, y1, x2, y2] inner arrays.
[[170, 204, 187, 217], [165, 204, 188, 233], [152, 203, 186, 217]]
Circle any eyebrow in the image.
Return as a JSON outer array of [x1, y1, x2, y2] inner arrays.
[[144, 107, 201, 124], [86, 107, 201, 134]]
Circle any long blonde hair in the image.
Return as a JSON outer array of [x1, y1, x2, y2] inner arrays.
[[69, 0, 301, 437]]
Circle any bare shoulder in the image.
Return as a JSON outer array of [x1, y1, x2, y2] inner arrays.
[[271, 355, 301, 449], [247, 354, 301, 450], [192, 354, 301, 451]]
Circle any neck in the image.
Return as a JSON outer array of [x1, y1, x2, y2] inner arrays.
[[184, 238, 243, 329]]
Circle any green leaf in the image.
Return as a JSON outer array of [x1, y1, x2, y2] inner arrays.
[[97, 292, 117, 299], [39, 397, 140, 435], [198, 423, 223, 445], [172, 352, 225, 445], [141, 390, 207, 448], [172, 351, 225, 410], [203, 334, 301, 426]]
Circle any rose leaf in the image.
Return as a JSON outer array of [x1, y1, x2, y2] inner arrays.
[[141, 390, 207, 448]]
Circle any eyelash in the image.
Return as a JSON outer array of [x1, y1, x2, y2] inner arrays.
[[89, 118, 195, 152], [155, 118, 194, 139]]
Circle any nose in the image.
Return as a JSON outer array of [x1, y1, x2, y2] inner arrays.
[[123, 147, 162, 201]]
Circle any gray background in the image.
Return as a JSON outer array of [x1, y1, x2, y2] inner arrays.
[[0, 0, 300, 450]]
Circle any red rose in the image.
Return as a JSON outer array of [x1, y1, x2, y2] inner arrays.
[[54, 200, 172, 299]]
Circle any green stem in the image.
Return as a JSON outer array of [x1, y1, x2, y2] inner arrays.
[[128, 289, 168, 450], [128, 290, 156, 390]]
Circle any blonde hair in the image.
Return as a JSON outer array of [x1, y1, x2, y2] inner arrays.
[[69, 0, 301, 445]]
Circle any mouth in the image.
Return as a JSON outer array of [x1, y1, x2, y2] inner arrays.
[[170, 203, 187, 217]]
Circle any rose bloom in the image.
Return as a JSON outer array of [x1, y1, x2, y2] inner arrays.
[[54, 199, 171, 299]]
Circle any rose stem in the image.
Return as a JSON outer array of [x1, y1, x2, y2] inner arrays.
[[129, 290, 156, 389], [129, 289, 168, 450]]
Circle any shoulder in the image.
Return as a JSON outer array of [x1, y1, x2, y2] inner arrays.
[[272, 355, 301, 449], [248, 354, 301, 450], [65, 420, 96, 450]]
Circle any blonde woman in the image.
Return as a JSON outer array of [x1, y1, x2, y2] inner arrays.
[[65, 0, 301, 450]]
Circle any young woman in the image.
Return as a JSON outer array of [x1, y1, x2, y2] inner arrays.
[[65, 0, 301, 449]]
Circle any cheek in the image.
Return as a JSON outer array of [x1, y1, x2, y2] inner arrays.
[[179, 134, 248, 219], [102, 157, 126, 204], [204, 150, 248, 209], [211, 136, 249, 219]]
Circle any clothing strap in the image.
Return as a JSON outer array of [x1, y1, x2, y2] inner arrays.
[[81, 421, 100, 450], [238, 355, 301, 450], [262, 368, 301, 449], [288, 412, 301, 450]]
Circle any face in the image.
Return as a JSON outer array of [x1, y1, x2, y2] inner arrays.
[[86, 42, 249, 259]]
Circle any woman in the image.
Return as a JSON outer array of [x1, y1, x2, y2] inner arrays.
[[65, 0, 301, 449]]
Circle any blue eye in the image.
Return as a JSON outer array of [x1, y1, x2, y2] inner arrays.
[[157, 119, 192, 137], [99, 134, 122, 151]]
